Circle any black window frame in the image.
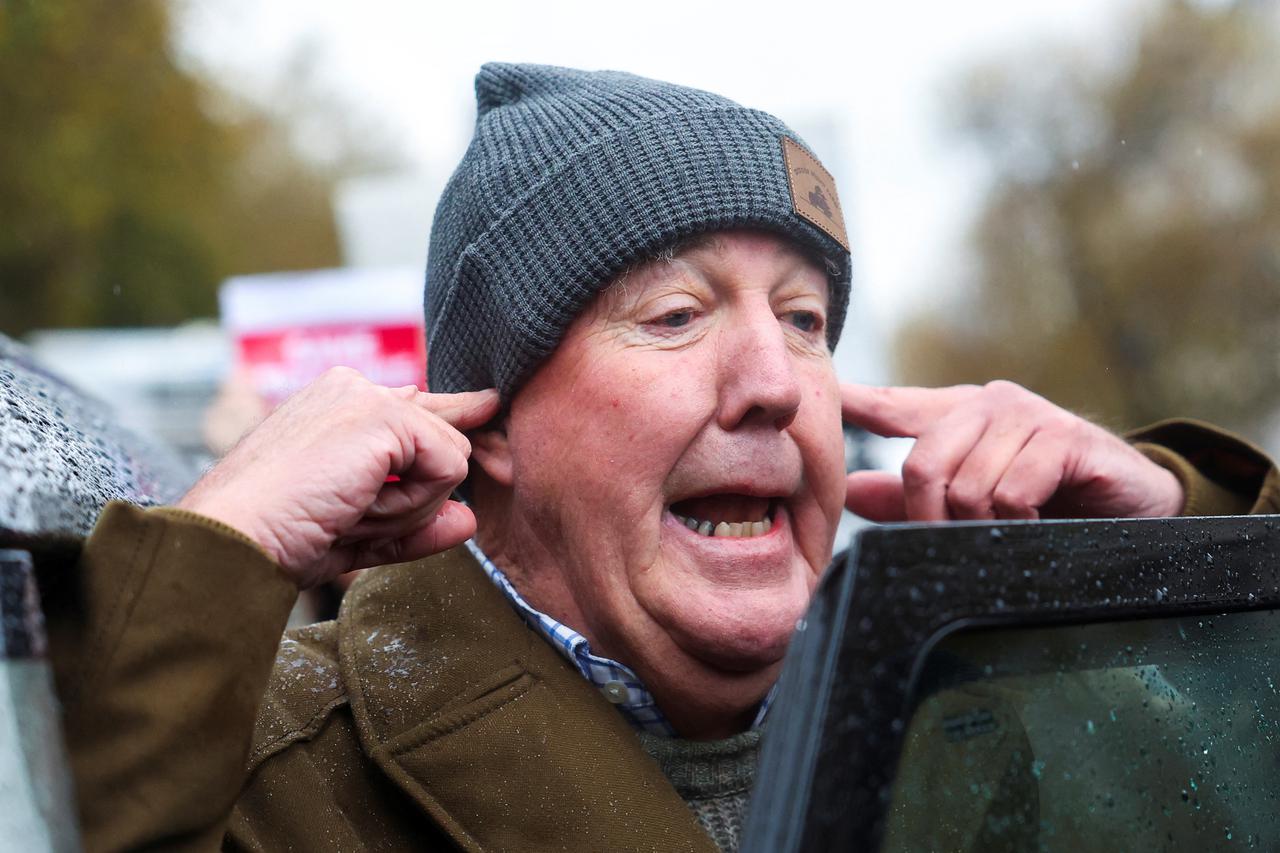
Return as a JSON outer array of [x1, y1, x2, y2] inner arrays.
[[743, 513, 1280, 853]]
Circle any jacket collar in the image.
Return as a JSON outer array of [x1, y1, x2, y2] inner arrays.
[[337, 547, 719, 853]]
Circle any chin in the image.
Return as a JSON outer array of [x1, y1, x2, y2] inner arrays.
[[644, 572, 813, 673]]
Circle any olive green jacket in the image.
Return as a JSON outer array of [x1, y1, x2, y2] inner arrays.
[[47, 503, 718, 853], [41, 420, 1279, 852]]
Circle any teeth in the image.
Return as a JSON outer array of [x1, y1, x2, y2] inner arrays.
[[672, 511, 774, 538]]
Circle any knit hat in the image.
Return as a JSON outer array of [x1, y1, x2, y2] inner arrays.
[[424, 62, 852, 398]]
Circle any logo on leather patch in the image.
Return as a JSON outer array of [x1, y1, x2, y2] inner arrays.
[[781, 137, 849, 252]]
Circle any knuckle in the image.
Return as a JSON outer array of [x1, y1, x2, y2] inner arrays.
[[321, 365, 361, 384], [982, 379, 1026, 402], [444, 450, 470, 484], [946, 482, 986, 514], [1042, 409, 1086, 443], [901, 453, 940, 489], [992, 484, 1032, 515]]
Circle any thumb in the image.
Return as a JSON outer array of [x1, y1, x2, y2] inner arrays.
[[845, 470, 907, 522], [339, 500, 479, 574], [392, 499, 479, 561]]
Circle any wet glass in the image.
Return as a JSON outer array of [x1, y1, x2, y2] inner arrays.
[[0, 550, 79, 852], [884, 610, 1280, 852]]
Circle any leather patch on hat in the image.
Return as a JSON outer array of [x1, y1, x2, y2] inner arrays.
[[781, 137, 849, 252]]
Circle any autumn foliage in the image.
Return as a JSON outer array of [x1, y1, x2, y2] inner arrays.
[[895, 0, 1280, 434], [0, 0, 367, 337]]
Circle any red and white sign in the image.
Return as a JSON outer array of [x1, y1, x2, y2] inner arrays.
[[219, 267, 426, 405]]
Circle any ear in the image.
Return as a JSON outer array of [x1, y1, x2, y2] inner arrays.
[[470, 425, 514, 487]]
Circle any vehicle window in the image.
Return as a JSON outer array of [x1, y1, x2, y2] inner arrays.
[[0, 549, 80, 851], [884, 609, 1280, 852]]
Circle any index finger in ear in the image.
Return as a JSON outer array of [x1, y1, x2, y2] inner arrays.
[[840, 383, 981, 439], [412, 389, 501, 430]]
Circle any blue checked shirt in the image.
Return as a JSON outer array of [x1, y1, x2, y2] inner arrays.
[[464, 540, 773, 737]]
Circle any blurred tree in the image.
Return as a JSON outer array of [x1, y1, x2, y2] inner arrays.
[[895, 0, 1280, 433], [0, 0, 397, 337]]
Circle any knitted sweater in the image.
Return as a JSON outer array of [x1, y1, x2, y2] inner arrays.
[[638, 730, 762, 853]]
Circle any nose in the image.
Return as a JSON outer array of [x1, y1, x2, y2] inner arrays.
[[717, 303, 803, 432]]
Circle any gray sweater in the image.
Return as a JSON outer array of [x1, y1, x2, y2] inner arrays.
[[638, 730, 762, 853]]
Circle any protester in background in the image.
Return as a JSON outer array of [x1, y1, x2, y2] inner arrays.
[[50, 64, 1279, 852]]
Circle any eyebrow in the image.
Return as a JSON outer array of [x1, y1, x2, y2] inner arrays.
[[609, 232, 838, 299]]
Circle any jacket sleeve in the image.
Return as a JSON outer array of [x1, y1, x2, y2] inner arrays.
[[1129, 418, 1280, 516], [42, 501, 297, 853]]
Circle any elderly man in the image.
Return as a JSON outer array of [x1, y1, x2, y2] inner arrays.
[[54, 64, 1277, 852]]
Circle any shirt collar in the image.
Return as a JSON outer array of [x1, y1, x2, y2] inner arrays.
[[464, 539, 773, 737]]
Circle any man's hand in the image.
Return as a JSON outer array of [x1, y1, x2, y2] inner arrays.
[[178, 367, 500, 588], [842, 381, 1184, 522]]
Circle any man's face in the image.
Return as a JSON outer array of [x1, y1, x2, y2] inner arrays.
[[489, 230, 846, 732]]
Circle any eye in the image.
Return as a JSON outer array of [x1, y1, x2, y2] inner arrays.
[[656, 309, 694, 328], [785, 310, 823, 334]]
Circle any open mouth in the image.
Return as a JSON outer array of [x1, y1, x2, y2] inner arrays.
[[667, 494, 779, 539]]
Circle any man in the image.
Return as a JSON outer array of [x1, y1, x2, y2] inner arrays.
[[52, 64, 1278, 852]]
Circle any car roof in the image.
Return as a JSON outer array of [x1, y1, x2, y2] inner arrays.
[[0, 333, 193, 542]]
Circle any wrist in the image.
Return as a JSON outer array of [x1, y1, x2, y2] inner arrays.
[[1151, 464, 1185, 517], [1132, 441, 1191, 517], [153, 505, 279, 564], [175, 488, 289, 571]]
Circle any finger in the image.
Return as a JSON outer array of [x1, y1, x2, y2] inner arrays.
[[406, 407, 474, 461], [363, 384, 478, 462], [844, 471, 907, 522], [344, 498, 442, 540], [341, 501, 478, 571], [412, 389, 501, 431], [398, 409, 473, 483], [990, 430, 1068, 520], [392, 500, 478, 560], [389, 384, 422, 398], [358, 476, 457, 521], [945, 423, 1036, 520], [900, 407, 989, 521], [840, 383, 980, 439]]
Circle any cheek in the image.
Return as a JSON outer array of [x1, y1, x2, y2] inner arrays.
[[514, 352, 708, 501], [803, 368, 844, 458], [596, 361, 711, 483], [797, 374, 848, 519]]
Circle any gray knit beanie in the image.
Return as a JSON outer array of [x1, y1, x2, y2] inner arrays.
[[424, 62, 852, 398]]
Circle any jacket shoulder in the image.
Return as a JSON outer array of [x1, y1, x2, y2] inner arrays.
[[248, 619, 349, 769]]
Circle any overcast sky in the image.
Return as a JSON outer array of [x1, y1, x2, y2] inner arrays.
[[178, 0, 1151, 382]]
